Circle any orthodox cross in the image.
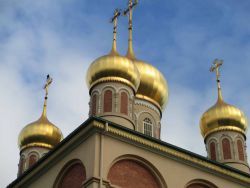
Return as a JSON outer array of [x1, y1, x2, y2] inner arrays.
[[43, 74, 53, 100], [123, 0, 138, 58], [210, 59, 223, 87], [110, 9, 121, 48], [110, 9, 121, 30], [210, 59, 224, 101]]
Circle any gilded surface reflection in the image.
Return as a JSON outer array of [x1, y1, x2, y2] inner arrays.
[[86, 54, 140, 91], [134, 59, 168, 110]]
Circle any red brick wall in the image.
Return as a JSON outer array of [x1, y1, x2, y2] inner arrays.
[[222, 138, 232, 160], [107, 159, 160, 188], [104, 90, 112, 112], [210, 142, 216, 160], [120, 92, 128, 115], [91, 94, 97, 115], [237, 140, 245, 161], [29, 154, 37, 168], [58, 163, 86, 188]]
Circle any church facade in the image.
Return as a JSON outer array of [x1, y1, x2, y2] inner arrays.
[[8, 1, 250, 188]]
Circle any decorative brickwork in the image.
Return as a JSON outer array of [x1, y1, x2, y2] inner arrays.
[[57, 162, 86, 188], [210, 142, 216, 160], [91, 94, 97, 115], [222, 138, 232, 160], [237, 140, 245, 161], [120, 92, 128, 115], [104, 90, 112, 112], [28, 154, 37, 168], [107, 159, 160, 188]]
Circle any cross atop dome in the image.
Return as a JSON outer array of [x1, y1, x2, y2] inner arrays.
[[210, 59, 224, 102]]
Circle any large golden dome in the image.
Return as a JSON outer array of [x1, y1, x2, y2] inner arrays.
[[200, 94, 248, 139], [18, 107, 63, 151], [134, 59, 168, 110], [86, 50, 140, 92]]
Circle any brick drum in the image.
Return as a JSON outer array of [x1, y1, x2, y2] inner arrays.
[[58, 163, 86, 188], [107, 159, 160, 188], [120, 92, 128, 115], [222, 138, 232, 160], [104, 90, 112, 112]]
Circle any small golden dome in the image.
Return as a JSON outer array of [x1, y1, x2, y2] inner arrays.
[[18, 75, 63, 151], [134, 59, 168, 110], [200, 98, 248, 138], [86, 51, 140, 91], [200, 59, 248, 138], [18, 109, 63, 151]]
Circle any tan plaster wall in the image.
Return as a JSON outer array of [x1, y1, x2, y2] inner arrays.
[[100, 134, 248, 188], [20, 134, 99, 188], [14, 131, 249, 188]]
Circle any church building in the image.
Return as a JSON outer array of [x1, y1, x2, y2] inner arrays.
[[8, 1, 250, 187]]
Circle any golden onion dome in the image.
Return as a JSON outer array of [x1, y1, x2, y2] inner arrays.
[[134, 59, 168, 111], [18, 106, 63, 151], [86, 51, 140, 91], [200, 96, 247, 139], [18, 75, 63, 151], [200, 59, 247, 138]]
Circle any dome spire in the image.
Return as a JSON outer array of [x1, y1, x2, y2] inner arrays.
[[123, 0, 138, 59], [42, 74, 53, 117], [210, 59, 224, 103], [110, 9, 121, 55]]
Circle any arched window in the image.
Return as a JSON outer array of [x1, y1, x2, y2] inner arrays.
[[108, 159, 161, 188], [237, 140, 245, 161], [187, 183, 213, 188], [120, 92, 128, 115], [18, 157, 25, 176], [186, 179, 218, 188], [55, 161, 86, 188], [143, 118, 153, 137], [222, 138, 232, 160], [209, 142, 216, 160], [104, 90, 112, 112], [91, 94, 97, 115], [29, 154, 38, 168]]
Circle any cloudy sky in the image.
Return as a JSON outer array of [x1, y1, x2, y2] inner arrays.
[[1, 0, 250, 187]]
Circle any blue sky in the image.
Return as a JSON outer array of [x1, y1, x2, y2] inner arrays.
[[1, 0, 250, 187]]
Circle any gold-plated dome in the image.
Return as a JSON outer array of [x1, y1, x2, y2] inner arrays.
[[18, 75, 63, 151], [200, 97, 248, 138], [86, 52, 140, 91], [18, 109, 63, 151], [200, 59, 248, 139], [134, 59, 168, 110]]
